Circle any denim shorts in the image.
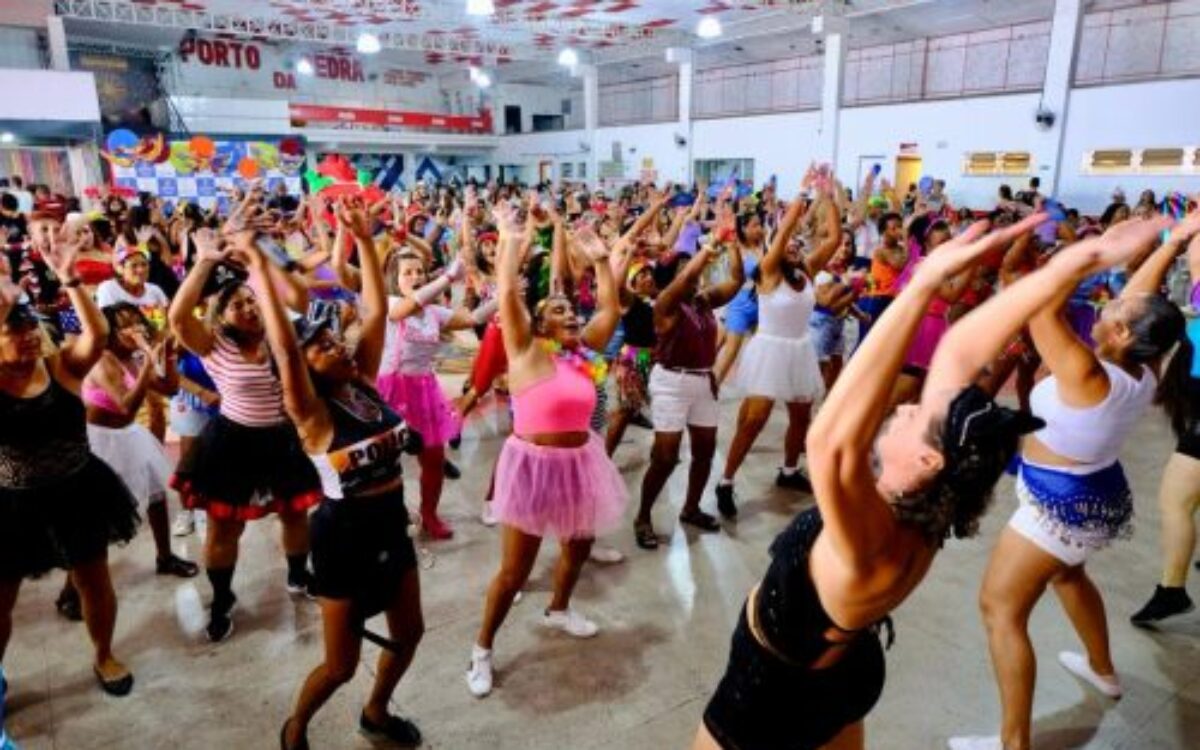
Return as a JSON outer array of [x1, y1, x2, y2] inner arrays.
[[809, 311, 845, 362]]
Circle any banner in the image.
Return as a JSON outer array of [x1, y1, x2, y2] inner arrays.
[[289, 104, 492, 133]]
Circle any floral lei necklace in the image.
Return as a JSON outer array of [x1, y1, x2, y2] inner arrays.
[[538, 338, 609, 386]]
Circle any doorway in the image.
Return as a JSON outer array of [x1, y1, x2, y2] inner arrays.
[[894, 155, 923, 197]]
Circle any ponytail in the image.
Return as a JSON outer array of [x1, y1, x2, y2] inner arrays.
[[1157, 325, 1198, 439]]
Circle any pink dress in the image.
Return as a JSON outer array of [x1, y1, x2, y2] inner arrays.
[[375, 302, 462, 447]]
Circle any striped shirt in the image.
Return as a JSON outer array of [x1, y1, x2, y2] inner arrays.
[[202, 334, 286, 427]]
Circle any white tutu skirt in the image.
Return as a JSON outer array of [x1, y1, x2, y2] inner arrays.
[[734, 332, 826, 403], [87, 423, 172, 508]]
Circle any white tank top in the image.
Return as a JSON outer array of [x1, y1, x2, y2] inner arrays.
[[756, 277, 815, 339], [1028, 360, 1156, 467]]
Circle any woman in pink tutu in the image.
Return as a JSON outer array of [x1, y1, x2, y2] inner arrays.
[[376, 251, 496, 539], [465, 201, 626, 699]]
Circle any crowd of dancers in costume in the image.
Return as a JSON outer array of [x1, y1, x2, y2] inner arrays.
[[1, 167, 1199, 750]]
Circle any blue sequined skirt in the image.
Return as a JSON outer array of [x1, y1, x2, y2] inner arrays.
[[1015, 460, 1133, 551]]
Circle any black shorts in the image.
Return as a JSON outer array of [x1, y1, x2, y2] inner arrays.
[[309, 489, 417, 619], [702, 607, 886, 750], [171, 415, 322, 521], [0, 456, 140, 581]]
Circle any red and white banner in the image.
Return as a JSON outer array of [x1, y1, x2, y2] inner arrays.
[[289, 104, 493, 133]]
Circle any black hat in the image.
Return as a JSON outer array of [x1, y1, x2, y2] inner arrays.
[[4, 296, 42, 329], [293, 300, 340, 347]]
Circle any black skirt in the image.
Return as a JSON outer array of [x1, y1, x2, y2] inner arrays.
[[309, 489, 417, 620], [702, 607, 886, 750], [0, 455, 140, 581], [171, 415, 322, 521]]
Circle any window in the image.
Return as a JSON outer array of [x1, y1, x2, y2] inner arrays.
[[1082, 146, 1197, 174], [1141, 148, 1186, 170], [962, 151, 1031, 176], [694, 158, 755, 187], [578, 162, 587, 179], [1084, 149, 1136, 173], [532, 114, 565, 132], [561, 162, 574, 179]]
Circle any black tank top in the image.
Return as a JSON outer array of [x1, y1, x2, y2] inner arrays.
[[0, 370, 90, 489], [756, 507, 873, 667], [622, 297, 656, 348], [308, 382, 413, 500]]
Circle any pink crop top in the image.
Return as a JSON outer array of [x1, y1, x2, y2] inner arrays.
[[83, 368, 137, 415], [511, 360, 596, 436]]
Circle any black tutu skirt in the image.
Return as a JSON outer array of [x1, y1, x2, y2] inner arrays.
[[171, 415, 322, 522], [309, 489, 417, 620], [0, 455, 140, 580]]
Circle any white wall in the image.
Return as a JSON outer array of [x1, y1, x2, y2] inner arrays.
[[0, 68, 100, 121], [1058, 78, 1200, 212], [593, 123, 689, 186], [837, 93, 1051, 209], [492, 83, 582, 134], [693, 112, 823, 193]]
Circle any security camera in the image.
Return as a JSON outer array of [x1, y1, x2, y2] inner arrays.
[[674, 134, 687, 147], [1035, 108, 1056, 130]]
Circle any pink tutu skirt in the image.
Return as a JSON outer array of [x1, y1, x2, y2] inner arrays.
[[905, 312, 950, 371], [376, 371, 461, 447], [492, 434, 629, 540]]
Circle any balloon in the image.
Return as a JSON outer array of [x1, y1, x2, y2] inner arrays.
[[279, 137, 304, 157], [236, 157, 261, 179], [357, 169, 373, 188], [918, 175, 934, 195], [105, 128, 139, 154], [303, 168, 335, 194], [189, 135, 216, 159], [871, 163, 882, 176]]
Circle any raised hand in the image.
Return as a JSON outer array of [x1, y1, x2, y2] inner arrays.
[[191, 227, 230, 264], [336, 197, 373, 238], [1059, 215, 1174, 275], [572, 224, 610, 263], [44, 229, 83, 281], [914, 212, 1047, 286], [135, 225, 155, 246]]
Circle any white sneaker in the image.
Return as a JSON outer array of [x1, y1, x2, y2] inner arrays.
[[947, 737, 1002, 750], [589, 545, 624, 564], [480, 502, 497, 527], [1057, 651, 1123, 698], [466, 645, 493, 698], [542, 608, 599, 638], [172, 510, 195, 537]]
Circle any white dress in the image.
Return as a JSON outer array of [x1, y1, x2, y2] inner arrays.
[[734, 276, 825, 403]]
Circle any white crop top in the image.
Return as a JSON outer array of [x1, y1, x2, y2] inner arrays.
[[1028, 360, 1155, 467], [756, 276, 815, 339], [381, 301, 451, 376]]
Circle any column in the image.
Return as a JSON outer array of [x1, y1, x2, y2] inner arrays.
[[46, 15, 70, 71], [667, 47, 694, 185], [1041, 0, 1084, 195], [816, 25, 846, 172], [580, 63, 599, 188]]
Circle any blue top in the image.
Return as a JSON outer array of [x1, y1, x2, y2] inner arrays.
[[177, 351, 219, 415]]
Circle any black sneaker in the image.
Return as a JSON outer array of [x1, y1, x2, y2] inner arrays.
[[443, 459, 462, 480], [775, 469, 813, 493], [55, 586, 83, 622], [360, 712, 422, 748], [206, 594, 238, 643], [715, 483, 738, 519], [1131, 585, 1194, 627], [449, 433, 462, 450], [286, 569, 315, 599]]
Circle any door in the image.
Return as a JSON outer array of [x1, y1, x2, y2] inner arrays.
[[856, 155, 887, 196], [894, 156, 923, 197]]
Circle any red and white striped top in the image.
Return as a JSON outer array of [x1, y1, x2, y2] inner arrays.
[[202, 335, 285, 427]]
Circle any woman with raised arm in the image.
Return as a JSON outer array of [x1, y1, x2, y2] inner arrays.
[[465, 205, 626, 699], [377, 248, 496, 539], [1132, 214, 1200, 625], [715, 177, 841, 518], [950, 217, 1186, 750], [0, 232, 140, 697], [695, 213, 1057, 750], [246, 199, 427, 750], [712, 207, 765, 385], [634, 239, 745, 549], [168, 216, 323, 644]]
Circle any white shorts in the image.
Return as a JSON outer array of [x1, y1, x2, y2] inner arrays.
[[649, 365, 719, 432], [1008, 503, 1092, 567], [169, 397, 215, 439]]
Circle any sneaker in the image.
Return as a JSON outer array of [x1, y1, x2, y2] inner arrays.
[[286, 569, 315, 599], [443, 460, 462, 480], [715, 482, 738, 519], [1131, 585, 1194, 626], [1057, 651, 1122, 699], [947, 737, 1002, 750], [466, 646, 493, 698], [359, 712, 422, 748], [155, 553, 200, 578], [775, 469, 813, 493], [480, 502, 497, 527], [172, 510, 195, 537], [206, 595, 238, 643], [542, 608, 599, 639], [55, 587, 83, 622], [589, 544, 625, 564]]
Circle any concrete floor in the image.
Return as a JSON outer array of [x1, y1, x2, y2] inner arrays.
[[4, 388, 1199, 750]]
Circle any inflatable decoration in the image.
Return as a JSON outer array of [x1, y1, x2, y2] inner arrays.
[[306, 155, 384, 203], [237, 157, 261, 179]]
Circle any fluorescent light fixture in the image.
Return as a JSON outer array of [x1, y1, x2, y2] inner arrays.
[[469, 66, 492, 88], [557, 48, 579, 67], [466, 0, 495, 16], [0, 132, 13, 144], [296, 58, 314, 76], [697, 17, 722, 39], [356, 32, 381, 54]]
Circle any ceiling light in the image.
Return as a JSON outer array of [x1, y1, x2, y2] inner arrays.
[[557, 48, 579, 67], [0, 132, 13, 144], [697, 17, 722, 39], [356, 32, 381, 54], [296, 58, 314, 76], [466, 0, 495, 16], [469, 66, 493, 88]]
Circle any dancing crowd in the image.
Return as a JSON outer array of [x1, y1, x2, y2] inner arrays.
[[1, 165, 1198, 750]]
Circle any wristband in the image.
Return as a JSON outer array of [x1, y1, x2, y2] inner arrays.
[[63, 277, 83, 289]]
